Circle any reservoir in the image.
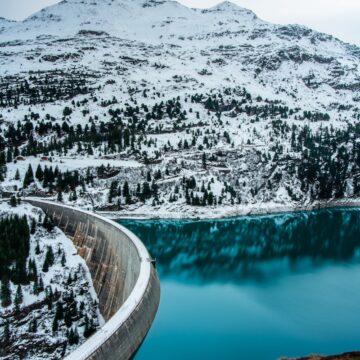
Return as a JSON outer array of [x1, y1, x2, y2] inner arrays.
[[119, 208, 360, 360]]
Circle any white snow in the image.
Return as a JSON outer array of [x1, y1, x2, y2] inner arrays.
[[0, 200, 104, 359]]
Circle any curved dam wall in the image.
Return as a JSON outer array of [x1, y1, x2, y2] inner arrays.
[[26, 199, 160, 360]]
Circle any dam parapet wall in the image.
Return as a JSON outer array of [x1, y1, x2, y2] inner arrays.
[[26, 199, 160, 360]]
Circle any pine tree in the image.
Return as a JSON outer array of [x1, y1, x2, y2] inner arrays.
[[33, 277, 39, 295], [52, 315, 59, 332], [43, 215, 55, 232], [71, 189, 77, 201], [32, 319, 37, 333], [28, 259, 38, 282], [42, 246, 54, 272], [55, 301, 64, 321], [35, 241, 40, 255], [0, 152, 5, 166], [3, 320, 10, 346], [73, 327, 79, 344], [208, 192, 214, 206], [29, 318, 37, 333], [202, 152, 207, 169], [35, 164, 44, 181], [64, 309, 73, 328], [141, 182, 151, 201], [84, 315, 96, 338], [34, 275, 44, 294], [123, 181, 130, 197], [108, 180, 118, 203], [23, 164, 34, 188], [14, 284, 23, 307], [6, 148, 12, 163], [61, 252, 66, 266], [1, 276, 12, 307], [147, 171, 152, 182], [38, 276, 44, 292], [30, 219, 36, 234], [68, 328, 76, 345], [14, 169, 20, 180], [67, 273, 73, 285], [45, 286, 53, 310], [9, 196, 17, 208]]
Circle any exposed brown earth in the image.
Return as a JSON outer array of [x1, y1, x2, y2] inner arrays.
[[281, 352, 360, 360]]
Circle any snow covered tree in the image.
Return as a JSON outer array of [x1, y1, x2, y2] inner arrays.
[[35, 165, 44, 182], [30, 219, 36, 234], [202, 152, 207, 169], [57, 191, 63, 202], [23, 164, 34, 188], [43, 215, 55, 232], [9, 196, 17, 208], [84, 315, 96, 338], [28, 318, 37, 333], [3, 320, 10, 346], [14, 284, 23, 308], [52, 316, 59, 332], [68, 327, 79, 345], [61, 252, 66, 266], [108, 180, 118, 203], [42, 246, 55, 272]]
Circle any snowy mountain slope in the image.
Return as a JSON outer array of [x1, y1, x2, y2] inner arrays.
[[0, 0, 359, 109], [0, 201, 102, 359], [0, 0, 359, 217]]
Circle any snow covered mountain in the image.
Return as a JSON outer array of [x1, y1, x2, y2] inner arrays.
[[1, 0, 260, 42], [0, 0, 359, 217], [1, 0, 359, 109]]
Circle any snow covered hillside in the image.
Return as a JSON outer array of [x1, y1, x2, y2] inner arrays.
[[0, 0, 359, 217], [0, 200, 103, 359]]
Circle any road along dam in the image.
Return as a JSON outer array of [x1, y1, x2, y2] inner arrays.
[[26, 199, 160, 360]]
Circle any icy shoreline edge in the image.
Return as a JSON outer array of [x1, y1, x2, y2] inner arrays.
[[99, 198, 360, 220]]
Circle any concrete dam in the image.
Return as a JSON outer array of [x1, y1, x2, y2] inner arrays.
[[26, 199, 160, 360]]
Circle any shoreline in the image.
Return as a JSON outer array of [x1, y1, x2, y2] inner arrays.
[[98, 198, 360, 220]]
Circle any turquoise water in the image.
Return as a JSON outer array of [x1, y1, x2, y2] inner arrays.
[[119, 208, 360, 360]]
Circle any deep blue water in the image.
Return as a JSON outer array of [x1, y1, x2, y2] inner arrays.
[[119, 208, 360, 360]]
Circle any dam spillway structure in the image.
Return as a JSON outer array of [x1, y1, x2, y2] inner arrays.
[[26, 199, 160, 360]]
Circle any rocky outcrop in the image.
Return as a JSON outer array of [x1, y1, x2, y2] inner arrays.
[[282, 351, 360, 360]]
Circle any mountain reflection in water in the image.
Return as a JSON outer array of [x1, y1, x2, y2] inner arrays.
[[120, 209, 360, 284]]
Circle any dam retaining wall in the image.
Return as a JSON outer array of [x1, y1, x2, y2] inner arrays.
[[26, 199, 160, 360]]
